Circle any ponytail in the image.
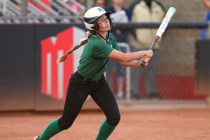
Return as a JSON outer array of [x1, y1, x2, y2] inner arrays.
[[56, 31, 94, 64]]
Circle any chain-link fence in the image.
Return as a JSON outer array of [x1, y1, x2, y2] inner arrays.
[[106, 26, 207, 102]]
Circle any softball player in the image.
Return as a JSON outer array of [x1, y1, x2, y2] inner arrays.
[[34, 7, 153, 140]]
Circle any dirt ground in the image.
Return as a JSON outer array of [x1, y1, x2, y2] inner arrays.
[[1, 108, 210, 140]]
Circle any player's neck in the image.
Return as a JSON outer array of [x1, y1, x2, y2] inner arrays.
[[97, 31, 107, 41]]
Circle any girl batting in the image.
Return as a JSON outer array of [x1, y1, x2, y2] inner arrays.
[[34, 7, 153, 140]]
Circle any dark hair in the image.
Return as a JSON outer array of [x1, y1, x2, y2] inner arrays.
[[56, 30, 94, 64], [57, 12, 112, 64]]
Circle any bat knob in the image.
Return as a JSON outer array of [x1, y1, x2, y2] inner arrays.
[[140, 61, 146, 67]]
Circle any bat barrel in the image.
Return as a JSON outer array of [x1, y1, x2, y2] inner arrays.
[[156, 7, 176, 37], [141, 7, 176, 67]]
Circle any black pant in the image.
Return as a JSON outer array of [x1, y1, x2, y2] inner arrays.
[[58, 72, 120, 130]]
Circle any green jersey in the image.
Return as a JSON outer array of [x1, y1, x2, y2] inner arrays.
[[77, 33, 121, 79]]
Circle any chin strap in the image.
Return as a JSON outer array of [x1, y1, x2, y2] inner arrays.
[[97, 32, 107, 41]]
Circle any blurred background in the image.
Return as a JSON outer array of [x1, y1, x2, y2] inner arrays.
[[0, 0, 210, 111]]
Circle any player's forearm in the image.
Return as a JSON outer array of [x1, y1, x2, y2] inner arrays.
[[118, 60, 140, 67], [109, 50, 152, 63], [121, 51, 147, 62]]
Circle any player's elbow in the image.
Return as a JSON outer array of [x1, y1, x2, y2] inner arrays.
[[114, 52, 130, 62], [120, 53, 131, 62], [109, 50, 130, 62]]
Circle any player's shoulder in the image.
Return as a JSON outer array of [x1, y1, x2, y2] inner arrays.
[[86, 34, 103, 46], [86, 34, 97, 45], [88, 34, 99, 42], [108, 33, 116, 39]]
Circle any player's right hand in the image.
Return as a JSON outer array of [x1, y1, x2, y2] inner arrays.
[[139, 56, 150, 67]]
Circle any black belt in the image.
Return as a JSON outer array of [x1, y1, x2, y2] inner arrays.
[[75, 72, 102, 81]]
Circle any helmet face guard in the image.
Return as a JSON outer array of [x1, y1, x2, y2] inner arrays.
[[84, 7, 114, 31]]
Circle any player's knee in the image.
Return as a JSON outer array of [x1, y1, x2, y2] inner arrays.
[[107, 114, 121, 126], [58, 118, 73, 130], [62, 122, 73, 130]]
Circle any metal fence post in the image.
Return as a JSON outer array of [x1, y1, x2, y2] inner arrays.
[[117, 42, 131, 104]]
